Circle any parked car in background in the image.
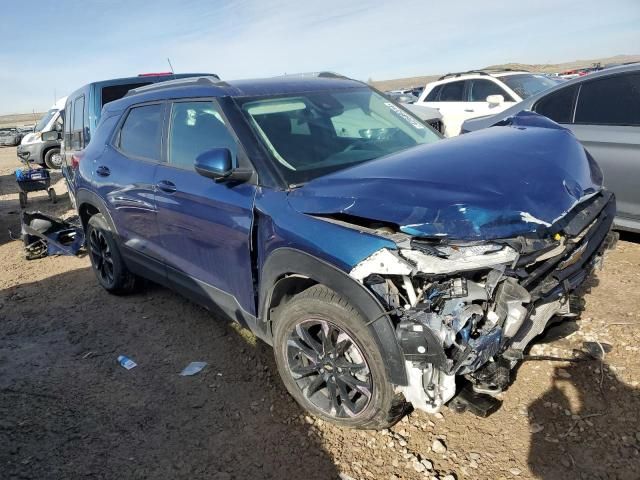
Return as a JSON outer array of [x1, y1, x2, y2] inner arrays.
[[462, 63, 640, 233], [54, 72, 215, 205], [0, 127, 22, 146], [403, 103, 444, 135], [385, 91, 419, 104], [70, 72, 615, 429], [18, 125, 35, 134], [18, 97, 67, 168], [415, 70, 558, 137]]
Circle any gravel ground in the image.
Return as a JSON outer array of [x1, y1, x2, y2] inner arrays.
[[1, 146, 638, 480]]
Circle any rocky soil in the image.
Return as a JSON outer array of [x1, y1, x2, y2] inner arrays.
[[1, 146, 638, 479]]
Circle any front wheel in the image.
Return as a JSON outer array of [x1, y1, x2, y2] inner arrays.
[[44, 148, 63, 169], [273, 284, 406, 429]]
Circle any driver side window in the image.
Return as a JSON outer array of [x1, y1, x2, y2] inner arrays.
[[168, 101, 238, 170]]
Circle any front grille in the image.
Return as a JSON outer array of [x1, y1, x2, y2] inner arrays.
[[427, 120, 444, 134], [520, 191, 615, 301]]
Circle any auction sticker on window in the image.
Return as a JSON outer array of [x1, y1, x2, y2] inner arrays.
[[384, 102, 425, 129]]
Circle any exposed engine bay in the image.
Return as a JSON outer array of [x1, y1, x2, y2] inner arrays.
[[345, 191, 618, 415]]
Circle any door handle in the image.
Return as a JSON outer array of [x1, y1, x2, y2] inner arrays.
[[96, 166, 110, 177], [464, 109, 475, 112], [156, 180, 177, 193]]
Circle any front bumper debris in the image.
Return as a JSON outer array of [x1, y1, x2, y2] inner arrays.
[[350, 191, 616, 415]]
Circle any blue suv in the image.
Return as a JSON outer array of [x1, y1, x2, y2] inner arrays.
[[75, 73, 616, 428]]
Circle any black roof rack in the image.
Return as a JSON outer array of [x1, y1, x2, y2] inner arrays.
[[437, 68, 529, 81], [126, 75, 224, 96]]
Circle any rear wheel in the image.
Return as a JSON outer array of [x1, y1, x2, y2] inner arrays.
[[44, 148, 63, 169], [87, 214, 139, 294], [273, 284, 406, 429]]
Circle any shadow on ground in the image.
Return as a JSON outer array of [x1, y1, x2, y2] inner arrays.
[[528, 358, 640, 479], [0, 266, 340, 479]]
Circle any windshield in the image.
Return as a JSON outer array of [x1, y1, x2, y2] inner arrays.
[[500, 74, 558, 99], [240, 88, 440, 184], [34, 108, 58, 132]]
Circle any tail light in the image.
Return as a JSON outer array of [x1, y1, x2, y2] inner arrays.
[[71, 152, 84, 169], [138, 72, 173, 77]]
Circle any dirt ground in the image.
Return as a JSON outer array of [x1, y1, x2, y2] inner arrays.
[[1, 145, 638, 480]]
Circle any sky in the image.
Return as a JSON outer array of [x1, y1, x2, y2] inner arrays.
[[0, 0, 638, 114]]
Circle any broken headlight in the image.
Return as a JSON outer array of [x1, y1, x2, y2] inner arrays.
[[400, 243, 518, 274]]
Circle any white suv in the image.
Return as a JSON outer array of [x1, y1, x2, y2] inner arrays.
[[415, 70, 558, 137]]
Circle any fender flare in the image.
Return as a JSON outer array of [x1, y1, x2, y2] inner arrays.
[[258, 247, 407, 386]]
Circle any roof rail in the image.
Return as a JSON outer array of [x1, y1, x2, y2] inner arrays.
[[437, 70, 491, 80], [437, 68, 530, 80], [125, 75, 223, 96], [280, 71, 357, 81]]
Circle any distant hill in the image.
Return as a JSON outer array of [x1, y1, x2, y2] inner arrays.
[[370, 54, 640, 91], [0, 112, 44, 128]]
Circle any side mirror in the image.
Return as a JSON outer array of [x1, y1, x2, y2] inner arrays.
[[486, 94, 504, 106], [194, 148, 252, 183], [42, 130, 61, 141]]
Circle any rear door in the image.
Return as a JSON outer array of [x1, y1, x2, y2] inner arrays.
[[96, 102, 165, 276], [154, 99, 257, 316], [421, 80, 467, 137], [567, 73, 640, 226]]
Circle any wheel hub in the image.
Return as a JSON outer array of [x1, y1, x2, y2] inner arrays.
[[286, 318, 372, 419]]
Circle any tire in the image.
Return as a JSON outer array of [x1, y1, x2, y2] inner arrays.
[[44, 148, 63, 169], [47, 188, 57, 204], [86, 214, 139, 295], [273, 284, 406, 429], [19, 191, 27, 209]]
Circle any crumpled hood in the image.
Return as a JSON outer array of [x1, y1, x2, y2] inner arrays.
[[288, 112, 604, 240]]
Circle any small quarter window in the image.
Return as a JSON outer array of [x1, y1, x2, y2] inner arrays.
[[533, 85, 578, 124], [425, 85, 442, 102]]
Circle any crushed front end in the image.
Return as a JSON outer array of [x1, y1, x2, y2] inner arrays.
[[348, 191, 617, 415]]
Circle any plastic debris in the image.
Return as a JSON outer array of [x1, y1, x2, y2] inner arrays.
[[180, 362, 207, 376], [117, 355, 137, 370], [18, 211, 84, 260]]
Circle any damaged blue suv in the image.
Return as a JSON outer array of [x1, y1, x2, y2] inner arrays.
[[74, 73, 616, 429]]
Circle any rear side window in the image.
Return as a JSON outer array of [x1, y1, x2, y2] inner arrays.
[[533, 85, 578, 124], [70, 96, 85, 149], [119, 104, 163, 159], [72, 97, 84, 131], [168, 101, 237, 169], [574, 73, 640, 126], [425, 85, 442, 102], [468, 79, 513, 102], [64, 101, 72, 147], [101, 82, 151, 107], [438, 81, 465, 101]]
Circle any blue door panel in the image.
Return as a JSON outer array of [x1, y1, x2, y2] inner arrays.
[[92, 146, 162, 261], [154, 165, 257, 315]]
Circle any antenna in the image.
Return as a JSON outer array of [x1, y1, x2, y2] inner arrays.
[[167, 58, 175, 74]]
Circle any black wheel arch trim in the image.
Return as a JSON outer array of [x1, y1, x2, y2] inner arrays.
[[258, 247, 408, 386], [76, 188, 119, 234]]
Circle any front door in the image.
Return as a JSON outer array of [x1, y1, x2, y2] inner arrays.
[[154, 99, 257, 317]]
